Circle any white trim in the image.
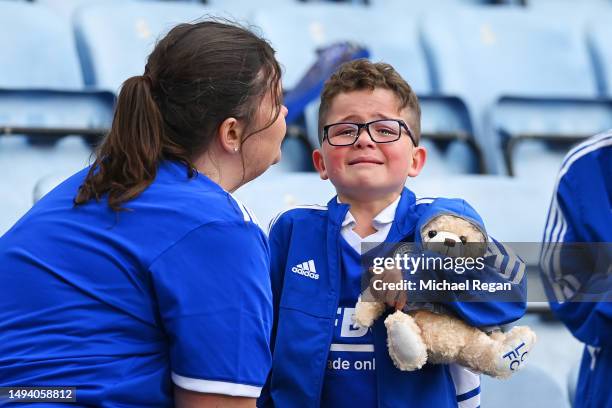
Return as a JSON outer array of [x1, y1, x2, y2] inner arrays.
[[268, 204, 328, 233], [228, 192, 252, 222], [416, 197, 436, 205], [540, 133, 612, 301], [330, 343, 374, 352], [450, 364, 480, 395], [458, 395, 480, 408], [172, 372, 262, 398]]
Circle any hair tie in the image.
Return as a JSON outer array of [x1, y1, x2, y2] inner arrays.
[[142, 74, 154, 89]]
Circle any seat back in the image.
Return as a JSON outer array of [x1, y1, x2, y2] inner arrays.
[[252, 3, 430, 92], [0, 1, 83, 89], [421, 6, 599, 173], [588, 12, 612, 96], [74, 2, 210, 92]]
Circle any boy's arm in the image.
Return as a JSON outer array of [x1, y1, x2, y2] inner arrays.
[[257, 215, 292, 408]]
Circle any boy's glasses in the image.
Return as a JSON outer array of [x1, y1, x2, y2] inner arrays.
[[322, 119, 417, 147]]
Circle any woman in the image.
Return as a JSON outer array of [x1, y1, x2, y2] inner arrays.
[[0, 20, 287, 407]]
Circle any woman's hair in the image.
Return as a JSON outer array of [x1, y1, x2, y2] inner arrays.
[[75, 19, 282, 211]]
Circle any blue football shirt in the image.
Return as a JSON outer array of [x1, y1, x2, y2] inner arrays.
[[320, 237, 377, 407], [0, 160, 272, 406]]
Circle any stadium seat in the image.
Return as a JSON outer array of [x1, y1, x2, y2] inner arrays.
[[253, 3, 482, 174], [588, 13, 612, 96], [205, 0, 296, 22], [369, 0, 508, 7], [73, 2, 211, 92], [567, 359, 580, 407], [234, 172, 550, 243], [252, 3, 430, 92], [421, 6, 607, 176], [0, 1, 82, 90], [481, 364, 571, 408], [0, 1, 115, 145]]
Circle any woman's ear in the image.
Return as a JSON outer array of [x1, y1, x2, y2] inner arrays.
[[217, 117, 245, 154], [312, 149, 328, 180], [408, 145, 427, 177]]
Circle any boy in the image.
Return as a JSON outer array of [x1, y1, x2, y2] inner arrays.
[[259, 60, 527, 408]]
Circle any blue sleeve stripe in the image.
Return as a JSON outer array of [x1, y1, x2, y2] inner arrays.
[[540, 132, 612, 302], [508, 258, 525, 284], [171, 372, 262, 398], [486, 237, 525, 284], [456, 386, 480, 402]]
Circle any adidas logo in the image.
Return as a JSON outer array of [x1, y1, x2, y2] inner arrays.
[[291, 260, 319, 280]]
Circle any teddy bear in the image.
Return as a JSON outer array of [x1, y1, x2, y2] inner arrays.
[[353, 201, 536, 379]]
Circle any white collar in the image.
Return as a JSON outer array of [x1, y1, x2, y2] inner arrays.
[[339, 195, 401, 230]]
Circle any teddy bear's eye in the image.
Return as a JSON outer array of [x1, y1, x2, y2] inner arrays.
[[428, 230, 437, 238], [460, 236, 467, 244]]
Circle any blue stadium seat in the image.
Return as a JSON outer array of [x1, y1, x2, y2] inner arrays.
[[0, 1, 115, 144], [588, 13, 612, 96], [73, 2, 211, 92], [421, 6, 608, 176], [235, 172, 550, 243], [253, 3, 482, 174], [481, 364, 571, 408], [205, 0, 295, 22], [36, 0, 124, 22], [567, 359, 580, 407], [252, 3, 431, 92], [0, 1, 83, 90]]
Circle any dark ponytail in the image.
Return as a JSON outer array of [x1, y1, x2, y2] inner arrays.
[[74, 19, 282, 211], [75, 75, 172, 211]]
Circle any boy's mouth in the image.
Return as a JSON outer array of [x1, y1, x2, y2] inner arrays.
[[348, 157, 384, 165]]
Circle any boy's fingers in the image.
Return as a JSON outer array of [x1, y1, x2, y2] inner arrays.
[[395, 295, 407, 311]]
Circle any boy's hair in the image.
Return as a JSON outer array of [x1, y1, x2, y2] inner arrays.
[[318, 59, 421, 145]]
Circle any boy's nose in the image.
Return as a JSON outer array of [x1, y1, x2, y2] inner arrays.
[[354, 128, 376, 148]]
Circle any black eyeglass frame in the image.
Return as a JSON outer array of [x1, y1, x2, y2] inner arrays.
[[322, 119, 418, 147]]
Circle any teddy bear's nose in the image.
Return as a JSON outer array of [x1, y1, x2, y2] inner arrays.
[[444, 238, 456, 247]]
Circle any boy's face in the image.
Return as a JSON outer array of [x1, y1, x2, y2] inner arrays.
[[313, 88, 426, 202]]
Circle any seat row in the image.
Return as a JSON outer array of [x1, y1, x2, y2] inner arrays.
[[1, 0, 612, 179]]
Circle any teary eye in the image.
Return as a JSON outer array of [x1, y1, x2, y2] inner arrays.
[[460, 236, 467, 244], [428, 230, 437, 238]]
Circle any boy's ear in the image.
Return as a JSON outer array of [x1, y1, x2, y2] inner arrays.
[[408, 145, 427, 177], [312, 149, 329, 180], [217, 117, 245, 153]]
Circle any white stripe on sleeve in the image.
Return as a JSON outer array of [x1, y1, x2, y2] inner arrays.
[[172, 372, 262, 398]]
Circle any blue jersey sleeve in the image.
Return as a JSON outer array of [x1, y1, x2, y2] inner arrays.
[[413, 199, 527, 327], [540, 155, 612, 347], [149, 221, 273, 397], [404, 236, 526, 327], [446, 237, 527, 327]]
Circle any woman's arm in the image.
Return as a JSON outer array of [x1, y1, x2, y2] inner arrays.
[[175, 387, 255, 408]]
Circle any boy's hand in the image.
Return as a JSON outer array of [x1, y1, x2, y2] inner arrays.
[[368, 266, 407, 311]]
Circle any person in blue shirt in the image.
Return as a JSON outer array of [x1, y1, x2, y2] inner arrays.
[[540, 131, 612, 408], [259, 59, 528, 408], [0, 20, 288, 407]]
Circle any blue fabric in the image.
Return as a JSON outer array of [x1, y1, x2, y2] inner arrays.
[[541, 132, 612, 408], [259, 187, 527, 408], [320, 237, 377, 408], [0, 160, 272, 407]]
